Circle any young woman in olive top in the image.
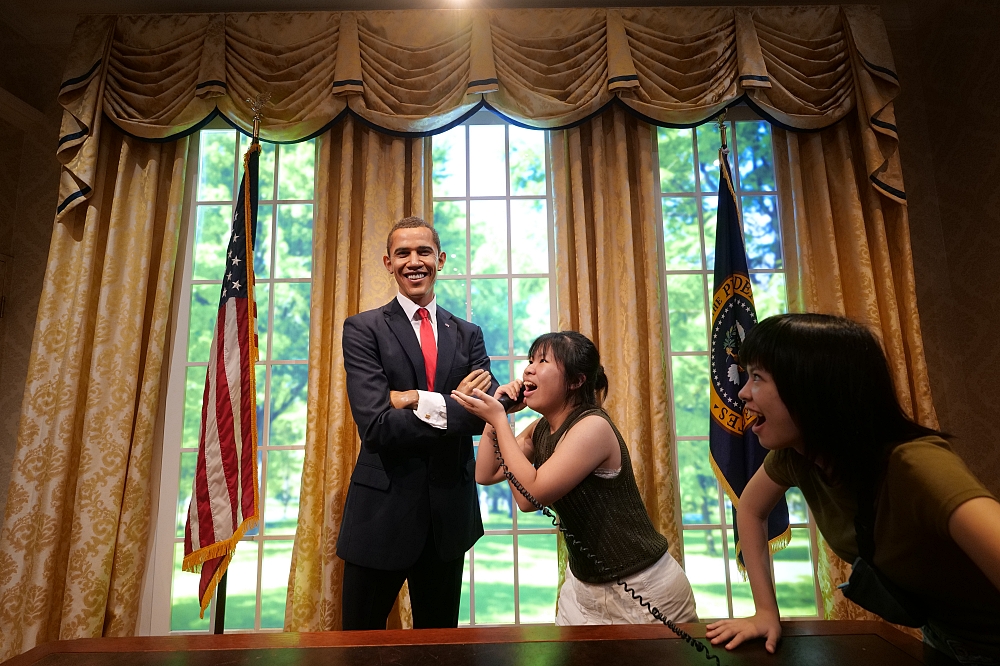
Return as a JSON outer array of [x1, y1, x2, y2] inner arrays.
[[705, 314, 1000, 665], [452, 331, 697, 625]]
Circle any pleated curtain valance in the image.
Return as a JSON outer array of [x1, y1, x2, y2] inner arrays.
[[55, 5, 903, 221]]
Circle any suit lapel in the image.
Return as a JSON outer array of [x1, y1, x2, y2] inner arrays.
[[383, 300, 427, 390], [434, 306, 457, 391]]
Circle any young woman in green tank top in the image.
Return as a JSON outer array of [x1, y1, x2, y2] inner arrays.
[[705, 314, 1000, 665], [452, 331, 697, 625]]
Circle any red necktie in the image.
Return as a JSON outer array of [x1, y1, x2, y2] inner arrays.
[[417, 307, 437, 391]]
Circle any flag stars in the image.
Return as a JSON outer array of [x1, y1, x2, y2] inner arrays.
[[232, 256, 241, 265], [231, 280, 242, 290]]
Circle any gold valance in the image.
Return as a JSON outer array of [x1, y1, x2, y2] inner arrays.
[[55, 5, 903, 220]]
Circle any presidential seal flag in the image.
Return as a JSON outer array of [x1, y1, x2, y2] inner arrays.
[[183, 142, 262, 617], [708, 139, 789, 574]]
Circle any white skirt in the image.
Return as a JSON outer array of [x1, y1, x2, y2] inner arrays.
[[555, 550, 698, 625]]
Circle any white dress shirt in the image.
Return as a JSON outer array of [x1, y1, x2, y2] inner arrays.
[[395, 292, 448, 429]]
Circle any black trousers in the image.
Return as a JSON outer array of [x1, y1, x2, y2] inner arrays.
[[341, 534, 465, 630]]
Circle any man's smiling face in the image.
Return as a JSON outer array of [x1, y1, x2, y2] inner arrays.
[[383, 226, 445, 307]]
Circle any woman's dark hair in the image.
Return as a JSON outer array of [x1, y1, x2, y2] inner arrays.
[[739, 313, 941, 486], [528, 331, 609, 407]]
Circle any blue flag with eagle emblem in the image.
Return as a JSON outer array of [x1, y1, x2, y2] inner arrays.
[[708, 142, 790, 574]]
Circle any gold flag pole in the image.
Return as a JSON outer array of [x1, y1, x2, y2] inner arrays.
[[716, 111, 729, 156], [247, 92, 271, 145]]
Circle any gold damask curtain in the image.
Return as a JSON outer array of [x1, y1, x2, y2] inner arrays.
[[0, 124, 189, 660], [283, 117, 429, 631], [55, 6, 903, 222], [773, 114, 934, 632], [549, 106, 682, 565]]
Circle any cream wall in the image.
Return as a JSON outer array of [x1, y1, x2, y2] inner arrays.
[[0, 0, 997, 524]]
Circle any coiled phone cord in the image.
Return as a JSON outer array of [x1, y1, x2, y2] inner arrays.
[[488, 427, 723, 665]]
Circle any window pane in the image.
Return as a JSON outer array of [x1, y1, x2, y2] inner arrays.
[[254, 205, 272, 280], [510, 199, 548, 273], [666, 274, 707, 352], [657, 127, 695, 193], [470, 278, 509, 357], [198, 130, 235, 201], [436, 279, 467, 318], [512, 278, 549, 356], [187, 284, 219, 363], [470, 200, 508, 274], [269, 364, 309, 448], [433, 126, 467, 198], [277, 141, 315, 201], [171, 542, 210, 631], [671, 355, 710, 437], [256, 364, 265, 446], [702, 196, 718, 272], [774, 528, 817, 617], [255, 283, 270, 361], [239, 134, 276, 201], [741, 196, 781, 270], [517, 533, 558, 623], [697, 124, 723, 193], [474, 536, 515, 623], [491, 359, 510, 385], [176, 451, 197, 538], [260, 540, 294, 628], [662, 197, 702, 270], [479, 483, 513, 530], [735, 121, 775, 192], [265, 449, 304, 534], [469, 125, 506, 197], [683, 529, 728, 619], [223, 541, 259, 630], [192, 205, 232, 280], [677, 440, 721, 525], [460, 552, 471, 625], [183, 366, 206, 449], [509, 126, 546, 196], [271, 283, 311, 360], [275, 204, 313, 278], [786, 487, 809, 524], [750, 273, 786, 321], [727, 529, 755, 617], [434, 201, 467, 275]]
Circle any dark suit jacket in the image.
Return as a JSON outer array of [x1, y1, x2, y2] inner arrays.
[[337, 298, 498, 570]]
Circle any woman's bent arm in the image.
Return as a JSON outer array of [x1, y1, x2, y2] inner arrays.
[[705, 467, 788, 653], [949, 496, 1000, 594]]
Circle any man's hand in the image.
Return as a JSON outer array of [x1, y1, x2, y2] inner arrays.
[[390, 390, 418, 410], [706, 612, 782, 653], [456, 369, 492, 396]]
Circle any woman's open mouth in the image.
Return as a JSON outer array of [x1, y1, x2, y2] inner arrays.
[[522, 380, 537, 397]]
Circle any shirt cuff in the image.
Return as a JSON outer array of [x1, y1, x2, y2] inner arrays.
[[415, 390, 448, 429]]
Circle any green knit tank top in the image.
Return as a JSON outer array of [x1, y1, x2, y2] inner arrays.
[[533, 405, 669, 584]]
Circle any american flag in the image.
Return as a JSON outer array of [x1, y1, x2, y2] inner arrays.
[[183, 142, 261, 617]]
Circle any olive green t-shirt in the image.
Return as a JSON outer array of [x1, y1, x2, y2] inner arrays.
[[764, 436, 1000, 644]]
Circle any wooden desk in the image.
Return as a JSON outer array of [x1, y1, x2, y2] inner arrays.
[[3, 621, 958, 666]]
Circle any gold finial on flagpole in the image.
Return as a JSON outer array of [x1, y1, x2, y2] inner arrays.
[[247, 92, 271, 145], [716, 111, 729, 155]]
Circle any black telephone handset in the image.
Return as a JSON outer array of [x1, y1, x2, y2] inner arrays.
[[487, 422, 723, 665], [496, 384, 526, 412]]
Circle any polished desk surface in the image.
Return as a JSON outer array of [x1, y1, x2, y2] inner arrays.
[[2, 622, 958, 666]]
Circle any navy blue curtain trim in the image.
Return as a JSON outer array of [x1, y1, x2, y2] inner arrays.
[[196, 80, 227, 90], [467, 78, 499, 88], [739, 74, 771, 83], [332, 79, 364, 88], [60, 59, 102, 91], [608, 74, 639, 84], [99, 91, 861, 145], [870, 174, 905, 200], [58, 128, 89, 147], [860, 54, 899, 82], [871, 117, 898, 134], [56, 185, 92, 214]]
